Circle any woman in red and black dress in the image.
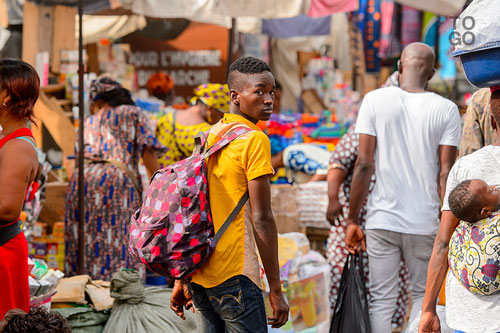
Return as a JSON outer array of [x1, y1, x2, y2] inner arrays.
[[0, 59, 40, 319]]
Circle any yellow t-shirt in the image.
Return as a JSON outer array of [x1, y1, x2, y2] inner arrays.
[[191, 113, 274, 289]]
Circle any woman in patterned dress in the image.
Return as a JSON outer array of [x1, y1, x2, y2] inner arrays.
[[65, 77, 165, 280], [326, 126, 411, 328], [156, 83, 230, 168]]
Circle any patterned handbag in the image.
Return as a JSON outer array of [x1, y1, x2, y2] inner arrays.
[[448, 213, 500, 295], [129, 126, 251, 279]]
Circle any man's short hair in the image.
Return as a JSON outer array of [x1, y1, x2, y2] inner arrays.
[[275, 80, 282, 91], [1, 307, 71, 333], [449, 179, 483, 223], [228, 57, 272, 91]]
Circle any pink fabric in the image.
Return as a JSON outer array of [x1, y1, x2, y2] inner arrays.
[[401, 5, 421, 47], [307, 0, 358, 17], [378, 0, 395, 58]]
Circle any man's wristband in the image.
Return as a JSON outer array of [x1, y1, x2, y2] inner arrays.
[[328, 163, 347, 173]]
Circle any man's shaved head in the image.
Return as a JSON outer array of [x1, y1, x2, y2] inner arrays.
[[398, 42, 436, 89]]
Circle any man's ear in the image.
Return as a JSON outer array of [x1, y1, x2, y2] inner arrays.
[[230, 90, 239, 106], [491, 114, 497, 130], [481, 207, 493, 219], [428, 68, 436, 81], [397, 60, 402, 74]]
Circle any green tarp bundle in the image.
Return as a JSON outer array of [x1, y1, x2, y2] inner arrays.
[[103, 270, 197, 333], [52, 307, 110, 333]]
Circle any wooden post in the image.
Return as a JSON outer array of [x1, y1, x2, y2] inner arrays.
[[77, 0, 85, 276], [226, 18, 236, 79]]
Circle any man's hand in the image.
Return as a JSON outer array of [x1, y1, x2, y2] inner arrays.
[[268, 290, 289, 328], [345, 222, 366, 254], [327, 198, 343, 226], [418, 311, 441, 333], [170, 280, 194, 320]]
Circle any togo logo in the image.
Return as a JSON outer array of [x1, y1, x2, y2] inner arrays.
[[449, 16, 476, 46]]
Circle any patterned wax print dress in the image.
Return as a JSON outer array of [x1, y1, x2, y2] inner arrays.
[[65, 105, 165, 280], [326, 126, 411, 328], [156, 111, 211, 168]]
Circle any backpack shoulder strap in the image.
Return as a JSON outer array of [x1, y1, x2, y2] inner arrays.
[[203, 126, 253, 159], [212, 191, 249, 244]]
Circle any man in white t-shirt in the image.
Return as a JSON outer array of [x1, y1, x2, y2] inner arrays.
[[345, 42, 461, 333], [419, 89, 500, 333]]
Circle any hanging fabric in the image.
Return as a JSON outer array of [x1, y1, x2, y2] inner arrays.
[[307, 0, 359, 17], [354, 0, 382, 72], [378, 0, 395, 59], [421, 11, 438, 48], [438, 17, 457, 79], [262, 14, 332, 39], [401, 5, 421, 48]]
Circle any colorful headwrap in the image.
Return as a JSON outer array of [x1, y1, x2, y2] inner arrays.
[[89, 77, 122, 102], [190, 83, 230, 113], [491, 86, 500, 94], [146, 72, 175, 97]]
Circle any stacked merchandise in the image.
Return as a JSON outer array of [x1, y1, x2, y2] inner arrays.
[[260, 111, 347, 184], [302, 56, 338, 107], [271, 182, 331, 230], [259, 112, 304, 184], [302, 111, 347, 149], [29, 222, 65, 271], [28, 258, 65, 309], [262, 233, 331, 332], [260, 112, 303, 156], [295, 182, 330, 229], [302, 56, 361, 125]]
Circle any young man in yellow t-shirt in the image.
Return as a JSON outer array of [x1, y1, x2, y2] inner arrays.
[[170, 57, 289, 332]]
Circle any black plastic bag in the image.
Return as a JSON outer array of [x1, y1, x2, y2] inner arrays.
[[330, 253, 371, 333]]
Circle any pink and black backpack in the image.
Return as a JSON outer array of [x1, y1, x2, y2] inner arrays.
[[129, 126, 252, 279]]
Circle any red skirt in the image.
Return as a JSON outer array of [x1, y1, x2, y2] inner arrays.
[[0, 232, 30, 320]]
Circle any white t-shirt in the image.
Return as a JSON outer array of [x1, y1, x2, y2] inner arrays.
[[442, 145, 500, 332], [355, 87, 461, 235]]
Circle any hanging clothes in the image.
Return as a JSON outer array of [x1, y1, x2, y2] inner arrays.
[[354, 0, 382, 72], [262, 14, 332, 39], [421, 11, 438, 48], [378, 0, 395, 58], [401, 5, 421, 48], [438, 17, 456, 79], [307, 0, 359, 17]]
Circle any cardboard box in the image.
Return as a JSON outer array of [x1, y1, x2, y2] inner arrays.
[[39, 182, 68, 225]]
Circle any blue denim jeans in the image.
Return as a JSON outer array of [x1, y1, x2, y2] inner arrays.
[[188, 275, 267, 333]]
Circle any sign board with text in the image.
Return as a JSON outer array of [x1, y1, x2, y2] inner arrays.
[[123, 22, 229, 103]]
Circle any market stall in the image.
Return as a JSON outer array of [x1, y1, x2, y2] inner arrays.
[[3, 0, 480, 331]]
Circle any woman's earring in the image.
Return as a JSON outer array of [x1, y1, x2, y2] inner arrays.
[[2, 103, 5, 107]]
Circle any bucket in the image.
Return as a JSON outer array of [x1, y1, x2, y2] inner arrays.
[[455, 46, 500, 88]]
